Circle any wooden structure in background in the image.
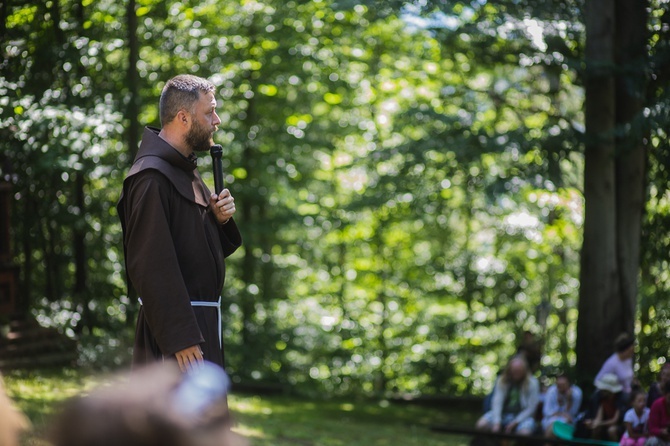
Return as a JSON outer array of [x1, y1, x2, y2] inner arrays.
[[0, 180, 77, 371]]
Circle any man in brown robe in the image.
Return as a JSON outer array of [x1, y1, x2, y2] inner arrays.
[[117, 74, 241, 372]]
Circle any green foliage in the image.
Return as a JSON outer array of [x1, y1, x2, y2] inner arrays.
[[0, 0, 668, 398], [637, 0, 670, 383]]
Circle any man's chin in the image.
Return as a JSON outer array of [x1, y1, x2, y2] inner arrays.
[[194, 138, 214, 152], [198, 136, 215, 152]]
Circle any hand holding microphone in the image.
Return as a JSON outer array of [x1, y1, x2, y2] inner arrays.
[[209, 144, 236, 225]]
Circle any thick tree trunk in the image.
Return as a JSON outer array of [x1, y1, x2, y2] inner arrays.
[[614, 0, 648, 336], [576, 0, 619, 384]]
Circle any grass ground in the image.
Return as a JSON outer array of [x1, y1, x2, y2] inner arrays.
[[3, 368, 477, 446]]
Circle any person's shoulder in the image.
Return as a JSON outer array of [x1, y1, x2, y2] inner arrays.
[[128, 154, 173, 176], [570, 384, 583, 397], [650, 396, 665, 410], [604, 352, 619, 363], [127, 167, 171, 188]]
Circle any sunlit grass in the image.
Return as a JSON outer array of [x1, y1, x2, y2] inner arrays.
[[4, 368, 475, 446], [3, 368, 106, 446], [228, 394, 475, 446]]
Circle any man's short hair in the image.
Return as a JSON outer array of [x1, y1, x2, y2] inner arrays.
[[159, 74, 215, 126]]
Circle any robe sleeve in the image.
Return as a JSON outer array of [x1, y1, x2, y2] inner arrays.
[[217, 218, 242, 257], [123, 170, 205, 356]]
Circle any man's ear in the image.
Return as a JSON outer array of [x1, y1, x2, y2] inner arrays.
[[176, 109, 190, 127]]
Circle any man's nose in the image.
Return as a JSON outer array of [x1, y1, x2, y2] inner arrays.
[[213, 112, 222, 126]]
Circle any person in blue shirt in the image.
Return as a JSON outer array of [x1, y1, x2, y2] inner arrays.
[[542, 373, 583, 438]]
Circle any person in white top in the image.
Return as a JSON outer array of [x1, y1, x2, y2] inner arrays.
[[620, 390, 649, 446], [476, 356, 540, 435], [594, 333, 636, 396]]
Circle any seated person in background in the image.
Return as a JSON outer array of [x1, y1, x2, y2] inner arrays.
[[516, 330, 543, 375], [482, 331, 543, 414], [476, 355, 540, 436], [646, 381, 670, 446], [648, 364, 670, 408], [0, 376, 29, 446], [542, 373, 583, 438], [48, 361, 247, 446], [579, 373, 627, 441], [594, 333, 636, 397], [619, 390, 649, 446]]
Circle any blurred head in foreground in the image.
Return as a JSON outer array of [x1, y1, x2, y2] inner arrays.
[[48, 361, 246, 446], [0, 377, 30, 446]]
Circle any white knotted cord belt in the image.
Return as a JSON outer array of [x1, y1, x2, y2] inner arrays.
[[138, 296, 222, 348]]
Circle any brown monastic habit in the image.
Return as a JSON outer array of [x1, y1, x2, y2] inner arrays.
[[117, 127, 241, 368]]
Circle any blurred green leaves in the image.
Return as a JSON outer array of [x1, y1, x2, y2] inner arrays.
[[1, 0, 668, 398]]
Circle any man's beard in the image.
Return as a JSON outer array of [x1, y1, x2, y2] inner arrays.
[[185, 119, 213, 153]]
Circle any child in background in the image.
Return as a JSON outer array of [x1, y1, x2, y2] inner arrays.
[[581, 373, 626, 441], [620, 390, 649, 446]]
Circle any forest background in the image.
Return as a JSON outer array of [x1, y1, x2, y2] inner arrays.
[[1, 0, 670, 399]]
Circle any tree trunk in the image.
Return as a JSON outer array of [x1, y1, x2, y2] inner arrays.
[[50, 0, 65, 50], [0, 0, 7, 38], [73, 175, 87, 294], [240, 88, 257, 367], [576, 0, 619, 384], [614, 0, 648, 337], [126, 0, 140, 162], [18, 200, 32, 314], [123, 0, 140, 327], [239, 16, 259, 369], [73, 172, 95, 332]]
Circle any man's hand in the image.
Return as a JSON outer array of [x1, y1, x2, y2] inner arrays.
[[210, 189, 236, 225], [491, 423, 501, 433], [174, 345, 204, 372]]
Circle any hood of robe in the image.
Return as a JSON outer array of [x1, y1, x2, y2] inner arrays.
[[126, 127, 211, 208]]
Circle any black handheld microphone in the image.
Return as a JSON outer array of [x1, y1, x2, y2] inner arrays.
[[210, 144, 224, 194]]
